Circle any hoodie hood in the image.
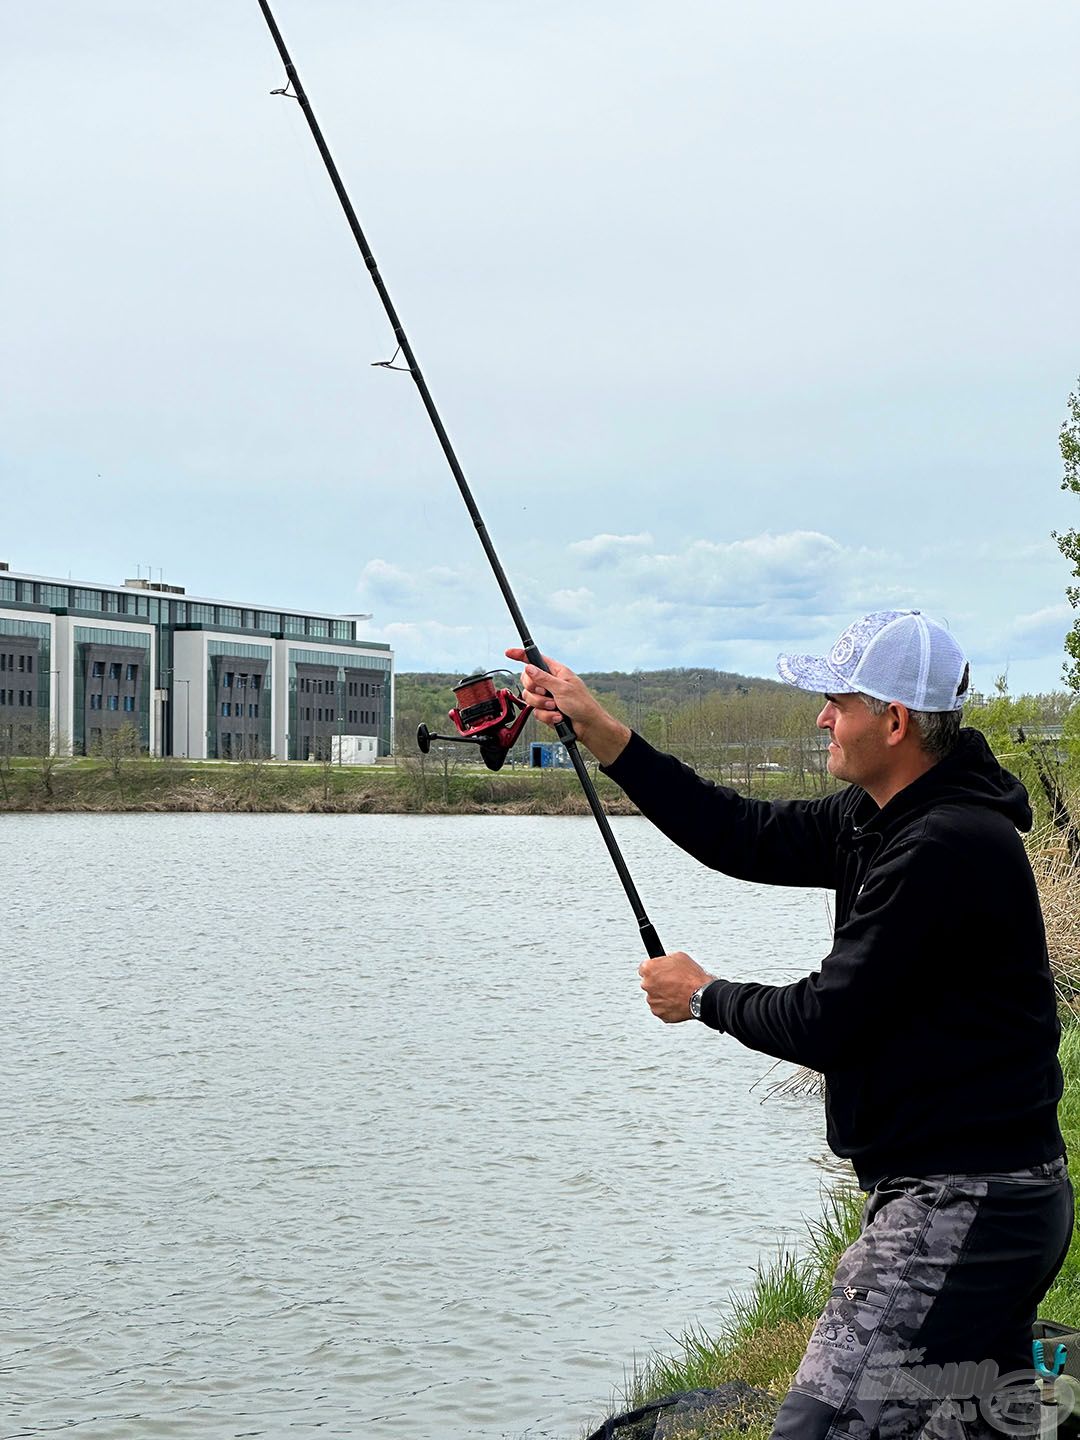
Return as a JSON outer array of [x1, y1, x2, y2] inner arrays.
[[855, 726, 1034, 834]]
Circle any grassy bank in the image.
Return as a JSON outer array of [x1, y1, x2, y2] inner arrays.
[[0, 756, 650, 815], [0, 755, 826, 815]]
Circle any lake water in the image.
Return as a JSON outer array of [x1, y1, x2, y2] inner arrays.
[[2, 814, 842, 1440]]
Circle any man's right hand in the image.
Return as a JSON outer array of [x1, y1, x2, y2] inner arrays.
[[504, 648, 632, 766]]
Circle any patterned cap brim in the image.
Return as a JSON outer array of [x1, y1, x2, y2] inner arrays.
[[776, 652, 859, 694]]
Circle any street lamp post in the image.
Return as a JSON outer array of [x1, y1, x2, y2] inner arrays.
[[50, 670, 60, 754], [178, 679, 191, 758]]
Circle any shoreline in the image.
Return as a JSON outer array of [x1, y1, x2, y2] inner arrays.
[[0, 756, 819, 816]]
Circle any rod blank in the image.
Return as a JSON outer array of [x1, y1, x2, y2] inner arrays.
[[255, 0, 664, 959]]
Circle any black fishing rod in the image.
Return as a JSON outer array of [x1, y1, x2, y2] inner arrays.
[[255, 1, 664, 960]]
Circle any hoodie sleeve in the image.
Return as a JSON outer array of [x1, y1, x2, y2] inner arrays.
[[697, 831, 938, 1070], [602, 730, 847, 889]]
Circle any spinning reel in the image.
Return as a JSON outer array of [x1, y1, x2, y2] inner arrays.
[[416, 671, 532, 771]]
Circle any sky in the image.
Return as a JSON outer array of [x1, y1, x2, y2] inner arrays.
[[2, 1, 1079, 692]]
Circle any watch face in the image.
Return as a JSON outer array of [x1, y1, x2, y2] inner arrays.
[[690, 987, 703, 1019]]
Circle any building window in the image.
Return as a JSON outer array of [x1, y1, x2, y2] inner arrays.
[[107, 695, 119, 711], [90, 694, 102, 710], [222, 702, 231, 717], [92, 660, 104, 677], [223, 672, 232, 688], [248, 704, 257, 719], [109, 662, 121, 680], [126, 663, 137, 681], [123, 696, 135, 712], [26, 655, 34, 673], [218, 607, 241, 628], [251, 675, 260, 691], [237, 674, 247, 689]]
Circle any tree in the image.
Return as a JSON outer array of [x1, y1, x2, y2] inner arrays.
[[1053, 378, 1080, 689], [29, 719, 67, 799], [94, 723, 142, 783]]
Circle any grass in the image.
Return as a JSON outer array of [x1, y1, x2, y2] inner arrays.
[[0, 755, 644, 815], [0, 750, 833, 815]]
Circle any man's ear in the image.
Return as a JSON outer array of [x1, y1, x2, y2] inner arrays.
[[885, 702, 911, 746]]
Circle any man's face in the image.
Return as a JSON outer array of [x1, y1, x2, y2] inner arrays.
[[816, 693, 893, 792]]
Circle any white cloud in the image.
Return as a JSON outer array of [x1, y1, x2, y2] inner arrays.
[[567, 532, 654, 566], [353, 524, 1074, 690], [358, 559, 416, 602]]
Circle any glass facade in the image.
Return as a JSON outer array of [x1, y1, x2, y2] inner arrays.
[[206, 641, 272, 758], [73, 625, 151, 752], [287, 647, 392, 759], [0, 616, 52, 741]]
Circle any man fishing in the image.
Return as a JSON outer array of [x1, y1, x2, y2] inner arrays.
[[509, 609, 1072, 1439]]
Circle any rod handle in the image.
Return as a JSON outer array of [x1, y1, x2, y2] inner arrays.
[[640, 921, 665, 959], [521, 643, 578, 742]]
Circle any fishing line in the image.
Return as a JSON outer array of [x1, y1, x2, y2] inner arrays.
[[255, 0, 664, 960]]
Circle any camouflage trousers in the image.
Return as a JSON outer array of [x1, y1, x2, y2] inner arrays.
[[771, 1157, 1073, 1439]]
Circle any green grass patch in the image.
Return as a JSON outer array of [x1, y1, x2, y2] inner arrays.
[[0, 755, 644, 815]]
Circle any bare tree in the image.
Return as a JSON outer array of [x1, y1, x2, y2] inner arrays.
[[94, 723, 142, 785], [29, 719, 68, 799]]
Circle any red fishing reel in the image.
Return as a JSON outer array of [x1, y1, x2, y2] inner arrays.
[[416, 671, 532, 771]]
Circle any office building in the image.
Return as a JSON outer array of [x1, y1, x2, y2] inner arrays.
[[0, 564, 393, 761]]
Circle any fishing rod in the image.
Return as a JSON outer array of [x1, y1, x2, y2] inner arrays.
[[255, 1, 665, 960]]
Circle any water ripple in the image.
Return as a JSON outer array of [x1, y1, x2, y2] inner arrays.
[[2, 813, 836, 1439]]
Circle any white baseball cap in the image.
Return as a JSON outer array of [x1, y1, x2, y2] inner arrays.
[[777, 610, 969, 713]]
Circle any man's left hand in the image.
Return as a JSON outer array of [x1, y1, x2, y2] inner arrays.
[[638, 952, 716, 1023]]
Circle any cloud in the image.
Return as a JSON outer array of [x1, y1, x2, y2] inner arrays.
[[358, 559, 416, 602], [567, 532, 654, 566], [1005, 603, 1072, 656], [358, 558, 473, 606], [355, 527, 1073, 692]]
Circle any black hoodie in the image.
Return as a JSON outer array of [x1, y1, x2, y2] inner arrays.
[[603, 728, 1064, 1189]]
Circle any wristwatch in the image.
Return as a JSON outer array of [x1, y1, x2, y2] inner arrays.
[[689, 984, 709, 1020]]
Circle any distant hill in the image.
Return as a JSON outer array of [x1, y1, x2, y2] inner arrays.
[[398, 667, 787, 708]]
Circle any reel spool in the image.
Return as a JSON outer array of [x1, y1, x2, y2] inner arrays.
[[416, 671, 532, 771]]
